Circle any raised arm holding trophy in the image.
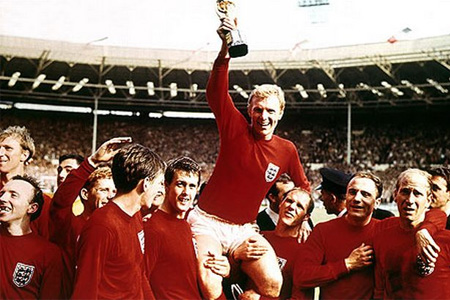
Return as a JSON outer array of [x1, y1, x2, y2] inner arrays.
[[185, 3, 311, 299], [216, 0, 248, 57]]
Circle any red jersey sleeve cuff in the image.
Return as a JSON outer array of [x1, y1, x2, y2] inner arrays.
[[81, 158, 96, 174], [330, 259, 349, 279]]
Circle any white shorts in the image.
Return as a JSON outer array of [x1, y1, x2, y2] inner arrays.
[[187, 206, 260, 256]]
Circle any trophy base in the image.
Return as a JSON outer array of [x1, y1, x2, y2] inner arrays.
[[226, 30, 248, 58], [229, 43, 248, 58]]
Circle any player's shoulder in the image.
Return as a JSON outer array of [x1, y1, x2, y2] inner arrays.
[[316, 216, 343, 229], [435, 229, 450, 242], [272, 135, 297, 151], [27, 233, 62, 257]]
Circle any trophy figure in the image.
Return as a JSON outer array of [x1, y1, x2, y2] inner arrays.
[[216, 0, 248, 58]]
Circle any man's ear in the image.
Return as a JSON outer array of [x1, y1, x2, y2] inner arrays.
[[427, 191, 433, 207], [21, 149, 31, 165], [393, 189, 399, 204], [330, 193, 337, 204], [247, 105, 252, 118], [303, 213, 310, 223], [27, 202, 38, 215], [141, 177, 151, 193], [164, 181, 170, 194], [374, 197, 381, 209], [80, 188, 89, 201], [268, 193, 277, 204]]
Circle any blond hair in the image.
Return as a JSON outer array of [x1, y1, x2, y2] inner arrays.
[[0, 126, 35, 164], [248, 84, 286, 112]]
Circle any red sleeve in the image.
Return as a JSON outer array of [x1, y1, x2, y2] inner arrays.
[[49, 159, 94, 245], [419, 208, 447, 234], [71, 224, 112, 299], [293, 226, 348, 288], [206, 57, 245, 135], [39, 244, 66, 299], [206, 56, 231, 118], [287, 143, 310, 192]]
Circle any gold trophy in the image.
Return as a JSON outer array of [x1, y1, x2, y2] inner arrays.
[[216, 0, 248, 58]]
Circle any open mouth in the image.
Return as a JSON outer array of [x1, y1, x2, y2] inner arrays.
[[0, 205, 12, 213], [178, 197, 191, 204], [258, 121, 270, 129], [403, 207, 415, 214], [350, 205, 364, 210], [284, 211, 295, 218]]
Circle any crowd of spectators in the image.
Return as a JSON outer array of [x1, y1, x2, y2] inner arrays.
[[1, 110, 448, 203]]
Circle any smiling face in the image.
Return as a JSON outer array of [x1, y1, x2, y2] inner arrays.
[[0, 136, 29, 175], [346, 177, 380, 225], [162, 170, 199, 219], [83, 178, 116, 213], [278, 189, 311, 227], [0, 179, 37, 224], [395, 172, 431, 228], [140, 171, 165, 210], [247, 95, 283, 141]]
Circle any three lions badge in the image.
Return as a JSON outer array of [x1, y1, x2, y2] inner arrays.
[[13, 262, 35, 287], [265, 163, 280, 182]]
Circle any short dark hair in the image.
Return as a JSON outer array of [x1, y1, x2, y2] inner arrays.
[[11, 175, 43, 221], [266, 173, 293, 199], [351, 171, 383, 199], [59, 153, 84, 165], [112, 144, 165, 193], [165, 156, 201, 186], [428, 167, 450, 191], [283, 187, 315, 215]]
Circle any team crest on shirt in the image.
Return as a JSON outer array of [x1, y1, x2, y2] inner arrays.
[[12, 262, 35, 287], [265, 163, 280, 182], [138, 230, 145, 254], [277, 257, 287, 271]]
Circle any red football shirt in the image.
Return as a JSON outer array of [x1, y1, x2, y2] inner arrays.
[[198, 57, 310, 224], [0, 230, 65, 299], [72, 202, 151, 299]]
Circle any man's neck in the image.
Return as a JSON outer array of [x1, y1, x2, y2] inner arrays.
[[274, 222, 301, 239], [400, 214, 426, 230], [1, 219, 32, 236], [160, 202, 185, 219], [345, 214, 371, 227], [336, 208, 347, 218], [443, 201, 450, 216], [80, 208, 93, 221], [1, 168, 24, 188], [113, 193, 141, 217]]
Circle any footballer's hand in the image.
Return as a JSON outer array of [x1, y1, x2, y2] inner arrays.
[[89, 137, 132, 167], [345, 243, 374, 271], [416, 228, 440, 267], [203, 251, 230, 278], [232, 237, 269, 261]]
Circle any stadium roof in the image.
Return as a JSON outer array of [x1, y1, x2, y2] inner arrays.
[[1, 0, 450, 114]]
